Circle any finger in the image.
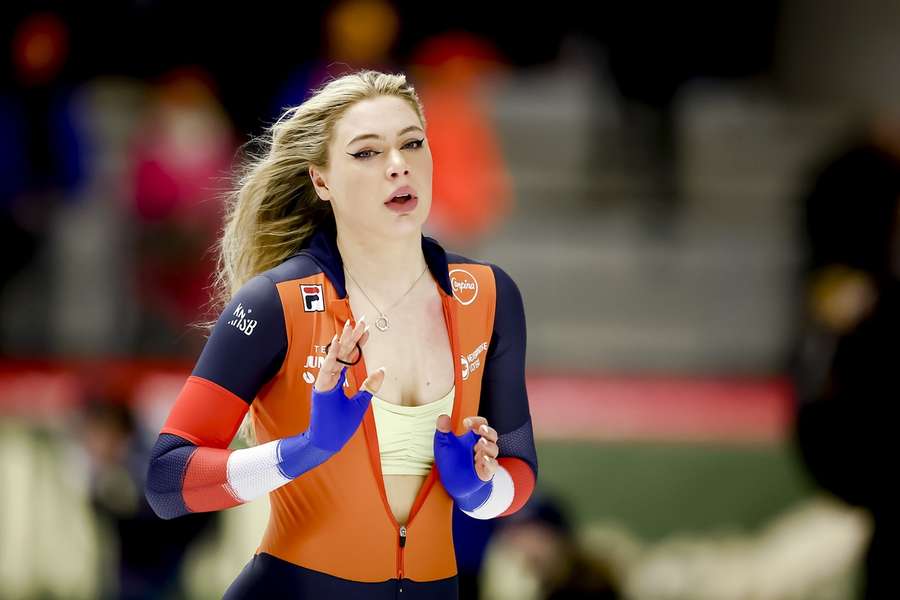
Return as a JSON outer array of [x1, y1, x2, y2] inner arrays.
[[357, 327, 371, 349], [478, 437, 499, 459], [462, 416, 488, 432], [476, 423, 498, 443], [336, 320, 365, 363], [346, 314, 368, 345], [474, 452, 495, 482], [337, 319, 354, 351], [360, 366, 386, 395], [353, 314, 368, 339], [435, 413, 452, 433], [320, 334, 340, 369]]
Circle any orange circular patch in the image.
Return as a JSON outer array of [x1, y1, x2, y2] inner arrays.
[[449, 268, 478, 305]]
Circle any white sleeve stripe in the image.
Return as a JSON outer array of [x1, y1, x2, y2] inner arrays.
[[226, 439, 292, 502], [461, 464, 515, 520]]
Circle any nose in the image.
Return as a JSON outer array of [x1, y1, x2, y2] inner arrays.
[[386, 148, 409, 178]]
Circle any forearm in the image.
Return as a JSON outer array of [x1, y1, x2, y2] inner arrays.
[[146, 431, 333, 520]]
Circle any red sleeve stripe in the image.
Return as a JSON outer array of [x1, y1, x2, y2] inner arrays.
[[161, 376, 249, 448], [497, 457, 536, 517], [182, 447, 242, 513]]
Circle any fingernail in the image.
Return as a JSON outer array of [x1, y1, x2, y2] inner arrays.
[[481, 438, 488, 446], [480, 424, 488, 434], [359, 314, 367, 322]]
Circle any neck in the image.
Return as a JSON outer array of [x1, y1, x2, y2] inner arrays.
[[335, 225, 429, 306]]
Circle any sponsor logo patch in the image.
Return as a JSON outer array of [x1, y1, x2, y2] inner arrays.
[[449, 269, 478, 306], [460, 340, 488, 381], [227, 303, 258, 335], [301, 284, 324, 312]]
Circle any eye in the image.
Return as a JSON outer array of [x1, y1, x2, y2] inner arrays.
[[404, 138, 425, 150], [350, 149, 380, 160]]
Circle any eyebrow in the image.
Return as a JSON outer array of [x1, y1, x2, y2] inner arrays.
[[346, 125, 424, 147]]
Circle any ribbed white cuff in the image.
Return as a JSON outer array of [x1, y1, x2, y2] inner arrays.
[[461, 464, 514, 519], [226, 440, 292, 502]]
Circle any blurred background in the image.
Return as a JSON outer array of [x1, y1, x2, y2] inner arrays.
[[1, 1, 898, 598]]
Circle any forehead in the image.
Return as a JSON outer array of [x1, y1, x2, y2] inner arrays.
[[334, 96, 421, 143]]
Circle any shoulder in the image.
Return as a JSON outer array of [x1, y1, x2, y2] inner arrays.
[[444, 252, 522, 315], [445, 252, 516, 285], [232, 253, 325, 300], [223, 254, 325, 320], [259, 252, 324, 285]]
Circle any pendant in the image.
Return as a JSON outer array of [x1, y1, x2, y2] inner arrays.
[[375, 315, 389, 331]]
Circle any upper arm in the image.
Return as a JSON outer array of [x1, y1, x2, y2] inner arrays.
[[480, 263, 538, 478], [160, 274, 288, 447]]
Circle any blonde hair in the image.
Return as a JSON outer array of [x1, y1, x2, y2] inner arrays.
[[211, 69, 427, 446]]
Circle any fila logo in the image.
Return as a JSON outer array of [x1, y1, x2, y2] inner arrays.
[[449, 269, 478, 306], [460, 340, 488, 381], [301, 284, 324, 312], [227, 303, 258, 335]]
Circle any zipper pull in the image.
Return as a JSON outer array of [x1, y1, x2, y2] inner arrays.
[[399, 525, 407, 548]]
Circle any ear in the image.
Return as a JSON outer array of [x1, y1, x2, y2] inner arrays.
[[309, 165, 331, 202]]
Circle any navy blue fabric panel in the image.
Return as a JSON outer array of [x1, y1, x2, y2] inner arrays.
[[480, 264, 538, 479], [265, 253, 323, 284], [223, 553, 459, 599], [145, 433, 196, 520], [192, 274, 287, 404]]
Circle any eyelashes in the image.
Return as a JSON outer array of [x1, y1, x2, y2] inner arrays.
[[349, 138, 425, 160]]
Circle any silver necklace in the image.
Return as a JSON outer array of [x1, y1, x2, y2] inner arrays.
[[344, 263, 429, 332]]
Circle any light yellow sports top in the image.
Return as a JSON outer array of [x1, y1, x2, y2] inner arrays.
[[371, 385, 456, 476]]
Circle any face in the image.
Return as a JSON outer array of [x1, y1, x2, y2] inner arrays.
[[310, 95, 432, 239]]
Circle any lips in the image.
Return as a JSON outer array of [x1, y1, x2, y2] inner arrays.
[[385, 185, 417, 204]]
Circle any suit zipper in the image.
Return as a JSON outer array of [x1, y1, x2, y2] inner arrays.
[[345, 293, 461, 591], [398, 525, 407, 593]]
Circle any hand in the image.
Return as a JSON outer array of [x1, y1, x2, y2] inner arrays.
[[457, 416, 499, 482], [307, 316, 386, 453], [314, 315, 384, 394], [434, 414, 499, 502]]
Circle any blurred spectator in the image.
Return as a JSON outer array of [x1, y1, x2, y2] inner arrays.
[[268, 0, 402, 119], [410, 32, 513, 249], [79, 395, 218, 600], [481, 492, 619, 600], [791, 112, 900, 599], [128, 69, 235, 356]]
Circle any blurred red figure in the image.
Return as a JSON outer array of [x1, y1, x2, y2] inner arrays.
[[411, 33, 513, 248], [128, 69, 236, 352]]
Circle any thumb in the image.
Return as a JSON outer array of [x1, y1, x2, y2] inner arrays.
[[435, 413, 452, 433], [361, 367, 386, 395]]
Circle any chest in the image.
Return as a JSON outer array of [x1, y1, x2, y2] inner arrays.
[[348, 285, 455, 407]]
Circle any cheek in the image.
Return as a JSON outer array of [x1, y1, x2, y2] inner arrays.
[[333, 168, 376, 209]]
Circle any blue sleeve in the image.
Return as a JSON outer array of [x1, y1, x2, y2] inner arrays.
[[480, 264, 538, 479], [192, 274, 288, 402]]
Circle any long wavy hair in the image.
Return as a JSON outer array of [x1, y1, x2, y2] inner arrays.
[[210, 69, 427, 445]]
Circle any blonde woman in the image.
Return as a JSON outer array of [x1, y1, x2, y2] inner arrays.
[[145, 70, 537, 598]]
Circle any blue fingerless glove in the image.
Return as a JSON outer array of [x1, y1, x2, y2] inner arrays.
[[279, 366, 373, 478], [434, 429, 494, 511], [307, 366, 373, 452]]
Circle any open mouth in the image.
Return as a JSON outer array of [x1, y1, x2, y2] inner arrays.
[[385, 193, 418, 212]]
